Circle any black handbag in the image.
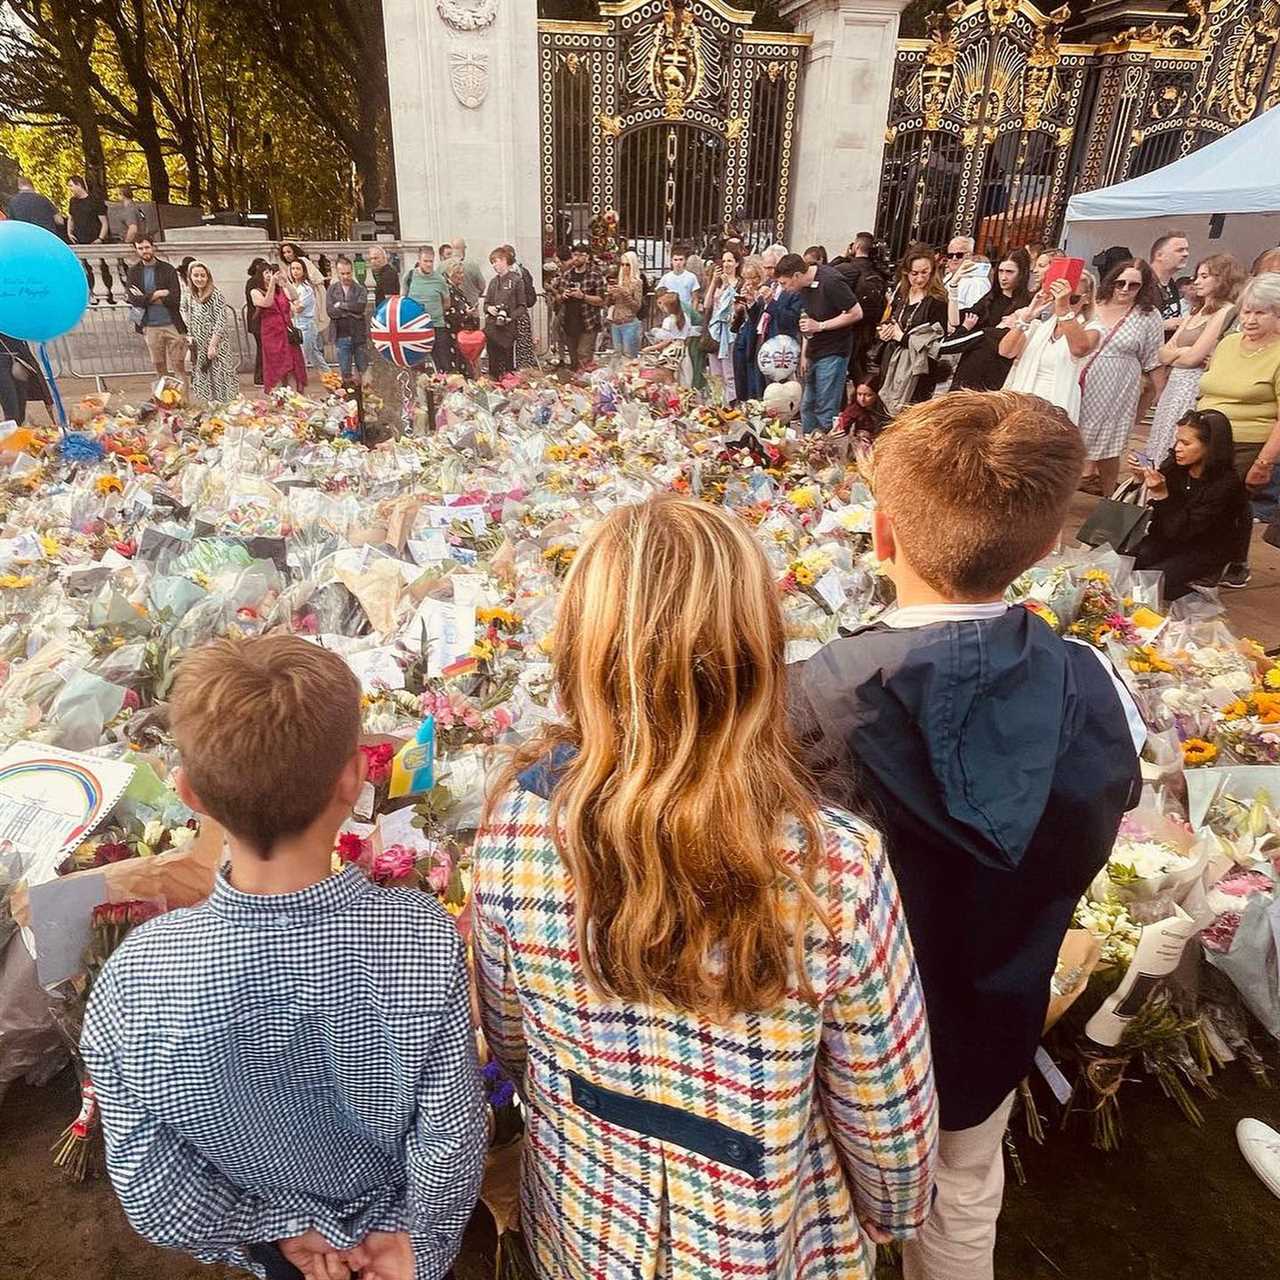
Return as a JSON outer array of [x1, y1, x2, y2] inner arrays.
[[1077, 481, 1151, 554], [286, 324, 304, 347]]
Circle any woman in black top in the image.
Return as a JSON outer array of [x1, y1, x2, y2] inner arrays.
[[244, 257, 270, 386], [943, 251, 1031, 391], [1129, 408, 1250, 598], [876, 243, 949, 412]]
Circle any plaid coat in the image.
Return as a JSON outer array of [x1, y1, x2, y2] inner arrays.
[[473, 767, 937, 1280]]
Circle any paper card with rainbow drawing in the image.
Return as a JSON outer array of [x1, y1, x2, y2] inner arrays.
[[0, 743, 136, 884]]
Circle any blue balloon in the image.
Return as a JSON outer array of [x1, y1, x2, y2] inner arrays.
[[0, 220, 90, 342]]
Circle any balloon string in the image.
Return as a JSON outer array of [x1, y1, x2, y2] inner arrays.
[[36, 342, 69, 434]]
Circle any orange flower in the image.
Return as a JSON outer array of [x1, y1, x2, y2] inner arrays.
[[1181, 737, 1218, 766]]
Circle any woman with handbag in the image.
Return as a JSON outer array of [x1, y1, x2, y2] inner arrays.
[[877, 244, 948, 414], [1128, 409, 1249, 598], [1075, 259, 1167, 495], [250, 261, 307, 393], [181, 262, 239, 405], [288, 259, 330, 373], [482, 246, 527, 380]]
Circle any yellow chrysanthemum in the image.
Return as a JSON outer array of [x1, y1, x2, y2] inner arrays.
[[1265, 667, 1280, 691]]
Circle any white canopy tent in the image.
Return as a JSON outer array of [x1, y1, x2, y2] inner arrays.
[[1062, 106, 1280, 271]]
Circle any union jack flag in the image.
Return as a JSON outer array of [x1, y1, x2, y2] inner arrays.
[[370, 296, 436, 367]]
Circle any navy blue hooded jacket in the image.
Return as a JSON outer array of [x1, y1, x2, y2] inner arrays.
[[791, 607, 1140, 1130]]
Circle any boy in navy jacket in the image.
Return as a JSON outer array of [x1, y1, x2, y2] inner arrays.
[[792, 391, 1143, 1280]]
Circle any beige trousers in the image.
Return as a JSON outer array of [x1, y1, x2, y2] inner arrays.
[[902, 1091, 1017, 1280]]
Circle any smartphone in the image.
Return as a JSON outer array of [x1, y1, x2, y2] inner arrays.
[[1134, 451, 1154, 469], [1043, 257, 1085, 292]]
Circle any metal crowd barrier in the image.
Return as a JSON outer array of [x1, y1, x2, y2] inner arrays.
[[61, 241, 558, 383], [51, 302, 252, 388]]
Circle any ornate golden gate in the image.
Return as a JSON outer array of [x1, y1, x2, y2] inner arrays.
[[876, 0, 1280, 260], [537, 0, 808, 272]]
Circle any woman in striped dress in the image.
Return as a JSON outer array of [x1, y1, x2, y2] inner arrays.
[[473, 496, 937, 1280]]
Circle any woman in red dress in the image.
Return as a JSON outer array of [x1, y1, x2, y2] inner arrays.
[[249, 262, 307, 392]]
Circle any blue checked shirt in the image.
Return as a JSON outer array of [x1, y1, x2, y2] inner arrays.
[[80, 865, 487, 1280]]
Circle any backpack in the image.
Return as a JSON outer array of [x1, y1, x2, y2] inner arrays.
[[838, 260, 887, 329], [518, 264, 537, 309]]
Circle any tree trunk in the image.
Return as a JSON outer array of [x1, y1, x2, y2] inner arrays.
[[46, 2, 108, 191], [101, 0, 172, 202]]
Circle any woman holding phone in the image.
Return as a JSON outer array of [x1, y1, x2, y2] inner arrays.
[[1000, 269, 1096, 422], [1127, 409, 1249, 598]]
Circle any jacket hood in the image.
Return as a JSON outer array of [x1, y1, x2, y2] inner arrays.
[[805, 608, 1091, 871]]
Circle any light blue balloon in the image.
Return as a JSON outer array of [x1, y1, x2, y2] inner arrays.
[[0, 220, 90, 342]]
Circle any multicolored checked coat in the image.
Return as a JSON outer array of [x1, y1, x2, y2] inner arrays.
[[473, 765, 938, 1280]]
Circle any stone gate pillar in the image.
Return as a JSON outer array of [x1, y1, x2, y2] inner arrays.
[[779, 0, 910, 255], [382, 0, 543, 267]]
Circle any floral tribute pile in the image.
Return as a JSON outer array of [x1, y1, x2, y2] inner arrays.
[[0, 366, 1278, 1210]]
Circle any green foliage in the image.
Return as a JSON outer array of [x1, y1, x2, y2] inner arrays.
[[0, 0, 386, 236]]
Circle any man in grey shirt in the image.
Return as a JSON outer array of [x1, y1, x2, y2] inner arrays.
[[449, 237, 487, 308], [112, 184, 147, 244]]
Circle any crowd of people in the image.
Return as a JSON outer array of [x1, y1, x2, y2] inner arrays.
[[4, 168, 1280, 590], [7, 175, 1280, 1280]]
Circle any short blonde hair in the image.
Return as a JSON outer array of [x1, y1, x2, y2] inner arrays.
[[1240, 272, 1280, 316], [871, 391, 1084, 599], [170, 636, 360, 855]]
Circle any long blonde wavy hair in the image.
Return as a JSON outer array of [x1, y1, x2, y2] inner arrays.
[[497, 496, 827, 1015]]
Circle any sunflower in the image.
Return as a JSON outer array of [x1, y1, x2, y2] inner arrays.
[[95, 474, 124, 494], [1181, 737, 1218, 766]]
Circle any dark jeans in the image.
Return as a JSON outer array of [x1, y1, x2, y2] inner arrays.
[[488, 337, 516, 379], [1231, 441, 1279, 565], [0, 354, 28, 423]]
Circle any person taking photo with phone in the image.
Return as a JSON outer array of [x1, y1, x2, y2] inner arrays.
[[1128, 409, 1249, 598]]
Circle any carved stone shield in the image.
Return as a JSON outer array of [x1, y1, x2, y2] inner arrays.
[[450, 50, 490, 109]]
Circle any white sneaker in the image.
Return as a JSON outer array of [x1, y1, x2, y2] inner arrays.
[[1237, 1118, 1280, 1200]]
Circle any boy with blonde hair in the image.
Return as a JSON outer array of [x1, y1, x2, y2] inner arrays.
[[792, 391, 1144, 1280], [82, 635, 485, 1280]]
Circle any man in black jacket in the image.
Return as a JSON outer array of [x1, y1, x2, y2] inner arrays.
[[792, 392, 1143, 1280], [833, 233, 887, 381], [124, 236, 187, 378], [368, 244, 400, 308]]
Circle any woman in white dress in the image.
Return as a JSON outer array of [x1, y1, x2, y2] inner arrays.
[[1147, 253, 1245, 466], [999, 272, 1097, 423]]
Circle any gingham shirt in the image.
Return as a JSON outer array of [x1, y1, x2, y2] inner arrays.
[[81, 866, 486, 1280], [474, 776, 938, 1279]]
